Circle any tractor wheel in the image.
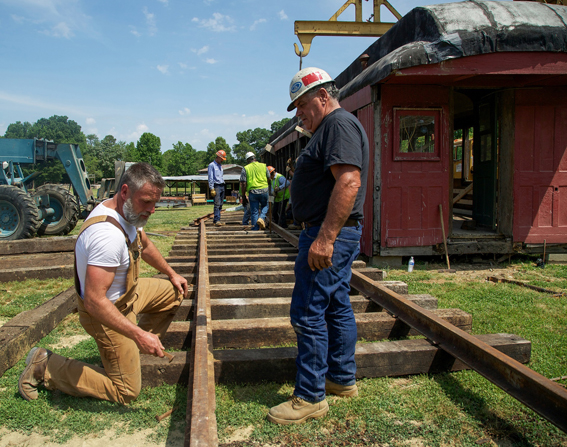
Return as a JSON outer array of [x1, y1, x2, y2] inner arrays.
[[34, 184, 80, 236], [0, 185, 41, 241]]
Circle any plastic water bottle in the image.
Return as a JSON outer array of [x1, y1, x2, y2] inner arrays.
[[408, 257, 415, 272]]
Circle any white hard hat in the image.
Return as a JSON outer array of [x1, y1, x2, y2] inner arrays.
[[245, 151, 255, 161], [287, 67, 334, 112]]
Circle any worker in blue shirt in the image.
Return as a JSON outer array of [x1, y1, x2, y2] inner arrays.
[[208, 150, 226, 226]]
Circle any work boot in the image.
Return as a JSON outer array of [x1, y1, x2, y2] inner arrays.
[[325, 378, 358, 397], [214, 221, 224, 226], [288, 224, 301, 230], [257, 218, 266, 230], [267, 395, 329, 425], [18, 347, 52, 401]]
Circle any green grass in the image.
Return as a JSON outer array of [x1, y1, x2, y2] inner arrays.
[[1, 216, 567, 446]]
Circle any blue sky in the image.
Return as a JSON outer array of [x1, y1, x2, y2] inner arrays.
[[0, 0, 482, 153]]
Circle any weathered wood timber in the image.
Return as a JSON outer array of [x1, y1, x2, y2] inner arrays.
[[162, 309, 472, 349], [173, 294, 438, 320], [0, 287, 77, 377], [0, 235, 76, 255], [140, 333, 531, 387]]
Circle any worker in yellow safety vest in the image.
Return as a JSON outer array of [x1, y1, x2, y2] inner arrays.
[[240, 152, 272, 231], [268, 166, 291, 228]]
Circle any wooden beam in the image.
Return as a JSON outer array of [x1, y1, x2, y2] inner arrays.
[[0, 287, 77, 377], [141, 334, 531, 387], [163, 309, 472, 349]]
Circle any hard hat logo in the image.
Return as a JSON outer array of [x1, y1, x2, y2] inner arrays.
[[290, 82, 303, 94]]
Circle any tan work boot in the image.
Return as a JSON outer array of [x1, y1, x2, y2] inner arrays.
[[214, 221, 224, 226], [18, 347, 52, 401], [267, 395, 329, 425], [256, 218, 265, 230], [325, 378, 358, 397], [287, 224, 301, 230]]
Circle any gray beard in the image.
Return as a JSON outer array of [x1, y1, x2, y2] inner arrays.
[[123, 198, 149, 227]]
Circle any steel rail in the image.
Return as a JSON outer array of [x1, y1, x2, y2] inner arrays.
[[185, 220, 218, 446], [350, 271, 567, 433], [272, 221, 567, 432]]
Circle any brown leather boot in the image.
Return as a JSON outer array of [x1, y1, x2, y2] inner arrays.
[[325, 378, 358, 397], [267, 395, 329, 425], [18, 347, 52, 401]]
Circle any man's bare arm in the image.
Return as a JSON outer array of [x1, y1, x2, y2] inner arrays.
[[82, 264, 166, 357], [308, 164, 361, 271], [139, 230, 188, 297]]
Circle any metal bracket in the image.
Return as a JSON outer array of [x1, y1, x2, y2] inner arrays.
[[294, 0, 401, 58]]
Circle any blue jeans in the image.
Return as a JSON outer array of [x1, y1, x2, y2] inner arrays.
[[249, 191, 268, 231], [213, 184, 225, 223], [291, 223, 362, 403], [242, 203, 251, 225]]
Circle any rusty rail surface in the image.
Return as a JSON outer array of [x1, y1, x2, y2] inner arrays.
[[272, 221, 567, 433], [185, 220, 218, 446], [350, 271, 567, 433]]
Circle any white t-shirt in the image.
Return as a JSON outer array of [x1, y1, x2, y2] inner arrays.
[[75, 202, 140, 303]]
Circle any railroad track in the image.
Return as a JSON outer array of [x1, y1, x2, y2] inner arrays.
[[1, 211, 566, 446]]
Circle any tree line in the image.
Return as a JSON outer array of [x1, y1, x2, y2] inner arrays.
[[1, 115, 290, 185]]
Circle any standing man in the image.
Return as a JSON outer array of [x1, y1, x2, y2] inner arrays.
[[267, 67, 368, 424], [267, 166, 291, 228], [240, 151, 271, 231], [208, 150, 226, 227], [18, 163, 189, 405]]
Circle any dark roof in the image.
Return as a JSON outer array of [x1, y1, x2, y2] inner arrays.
[[338, 0, 567, 99]]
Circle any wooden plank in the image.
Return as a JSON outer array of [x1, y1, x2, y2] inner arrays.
[[0, 236, 76, 255], [173, 293, 437, 321], [162, 309, 471, 349], [141, 333, 531, 387], [0, 265, 74, 282], [0, 287, 77, 377]]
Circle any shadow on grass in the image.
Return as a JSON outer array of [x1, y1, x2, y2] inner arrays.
[[433, 372, 534, 446]]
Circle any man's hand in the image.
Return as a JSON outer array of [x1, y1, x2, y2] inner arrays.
[[169, 272, 189, 298], [308, 234, 334, 271], [210, 188, 216, 197], [134, 330, 166, 357], [274, 186, 280, 192]]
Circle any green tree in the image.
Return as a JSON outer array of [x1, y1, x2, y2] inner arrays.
[[4, 121, 34, 139], [164, 141, 198, 176], [232, 127, 271, 165], [270, 118, 291, 133], [205, 136, 232, 166], [134, 132, 163, 171]]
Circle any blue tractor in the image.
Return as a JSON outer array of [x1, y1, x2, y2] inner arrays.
[[0, 138, 96, 240]]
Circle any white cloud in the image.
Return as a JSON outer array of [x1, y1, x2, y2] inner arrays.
[[86, 117, 96, 125], [157, 64, 169, 74], [192, 45, 209, 55], [278, 10, 288, 20], [5, 0, 94, 39], [193, 13, 235, 32], [178, 62, 188, 69], [179, 107, 191, 115], [130, 26, 141, 37], [205, 58, 217, 64], [127, 123, 149, 141], [157, 0, 168, 5], [250, 18, 266, 31], [143, 7, 157, 36]]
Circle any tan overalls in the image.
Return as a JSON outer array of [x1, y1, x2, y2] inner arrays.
[[43, 215, 181, 404]]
